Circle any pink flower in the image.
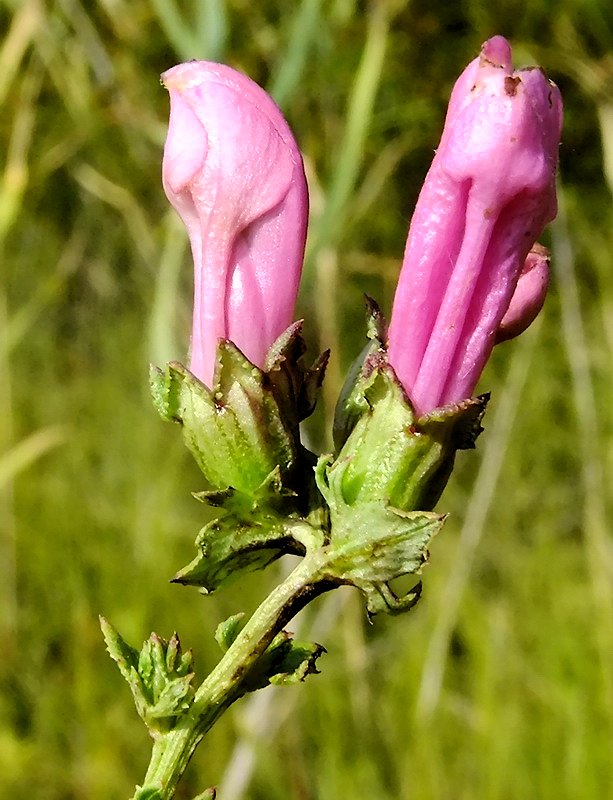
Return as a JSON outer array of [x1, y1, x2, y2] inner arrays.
[[387, 36, 562, 416], [162, 61, 309, 387]]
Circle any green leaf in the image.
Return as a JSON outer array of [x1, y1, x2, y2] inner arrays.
[[101, 620, 196, 733], [268, 638, 326, 686], [245, 631, 326, 691], [316, 503, 445, 616], [147, 674, 194, 719], [173, 486, 324, 594], [132, 787, 163, 800], [361, 580, 423, 617], [192, 789, 217, 800], [327, 503, 443, 577], [215, 613, 245, 652], [172, 511, 306, 593], [100, 616, 140, 683]]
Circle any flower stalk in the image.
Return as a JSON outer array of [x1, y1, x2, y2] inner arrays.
[[131, 552, 332, 800]]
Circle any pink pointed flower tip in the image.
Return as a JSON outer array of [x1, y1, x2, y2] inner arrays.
[[387, 35, 563, 417], [162, 61, 309, 387]]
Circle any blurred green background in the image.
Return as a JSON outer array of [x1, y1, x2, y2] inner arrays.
[[1, 0, 613, 797]]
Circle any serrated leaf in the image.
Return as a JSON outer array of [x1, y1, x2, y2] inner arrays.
[[172, 510, 307, 593], [317, 503, 444, 616], [362, 580, 423, 617], [101, 621, 196, 733], [191, 468, 295, 518], [100, 616, 140, 682], [327, 504, 443, 580], [268, 640, 326, 686], [245, 632, 326, 691], [174, 545, 281, 593], [146, 674, 194, 720]]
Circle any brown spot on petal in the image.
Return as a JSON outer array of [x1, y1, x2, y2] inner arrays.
[[504, 76, 521, 96]]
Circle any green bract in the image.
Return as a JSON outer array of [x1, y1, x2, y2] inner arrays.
[[150, 324, 328, 593]]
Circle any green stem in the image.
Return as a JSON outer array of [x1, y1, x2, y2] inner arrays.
[[133, 552, 331, 799]]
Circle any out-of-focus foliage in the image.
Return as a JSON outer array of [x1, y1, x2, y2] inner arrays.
[[1, 1, 612, 798]]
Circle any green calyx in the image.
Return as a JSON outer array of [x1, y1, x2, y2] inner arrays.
[[331, 297, 488, 512], [150, 324, 329, 593], [326, 364, 488, 514], [312, 299, 489, 613], [150, 322, 327, 502]]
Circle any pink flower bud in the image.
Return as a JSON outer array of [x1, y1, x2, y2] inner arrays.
[[162, 61, 309, 387], [387, 36, 562, 416]]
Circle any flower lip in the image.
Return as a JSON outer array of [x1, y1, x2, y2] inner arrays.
[[495, 243, 550, 344], [161, 61, 303, 164]]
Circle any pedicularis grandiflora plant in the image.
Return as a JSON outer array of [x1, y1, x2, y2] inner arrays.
[[102, 36, 563, 799]]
